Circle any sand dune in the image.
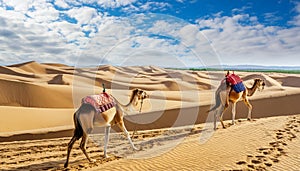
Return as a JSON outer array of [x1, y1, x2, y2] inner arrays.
[[0, 61, 300, 170], [47, 74, 69, 85]]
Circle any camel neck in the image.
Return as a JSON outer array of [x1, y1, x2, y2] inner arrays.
[[248, 80, 259, 96], [114, 94, 137, 109]]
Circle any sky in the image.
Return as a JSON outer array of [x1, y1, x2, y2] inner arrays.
[[0, 0, 299, 68]]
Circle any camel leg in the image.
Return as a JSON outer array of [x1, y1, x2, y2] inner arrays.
[[243, 98, 253, 120], [214, 115, 225, 130], [214, 105, 228, 130], [117, 121, 138, 150], [231, 103, 236, 125], [104, 125, 111, 158], [214, 111, 217, 130], [219, 112, 226, 129], [64, 136, 77, 168], [80, 133, 95, 163], [220, 103, 230, 129]]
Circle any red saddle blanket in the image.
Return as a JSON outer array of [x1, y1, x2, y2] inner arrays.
[[81, 92, 116, 113], [226, 73, 243, 85]]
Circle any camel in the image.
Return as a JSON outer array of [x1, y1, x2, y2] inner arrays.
[[64, 88, 148, 168], [208, 73, 265, 130]]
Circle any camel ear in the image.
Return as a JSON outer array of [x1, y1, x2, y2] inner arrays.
[[132, 88, 139, 94], [129, 89, 136, 96]]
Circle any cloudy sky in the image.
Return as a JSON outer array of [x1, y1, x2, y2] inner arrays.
[[0, 0, 299, 68]]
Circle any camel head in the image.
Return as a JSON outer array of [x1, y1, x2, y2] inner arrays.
[[134, 88, 149, 101], [254, 78, 265, 91], [130, 89, 149, 112]]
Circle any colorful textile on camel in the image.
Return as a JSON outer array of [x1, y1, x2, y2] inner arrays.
[[226, 73, 243, 85], [82, 92, 116, 113], [226, 74, 245, 93], [232, 82, 245, 93]]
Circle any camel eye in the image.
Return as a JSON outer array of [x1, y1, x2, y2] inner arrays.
[[143, 92, 148, 98]]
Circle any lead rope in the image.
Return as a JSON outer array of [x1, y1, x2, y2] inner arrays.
[[139, 98, 144, 113], [133, 97, 145, 139], [131, 126, 138, 139], [102, 83, 106, 93]]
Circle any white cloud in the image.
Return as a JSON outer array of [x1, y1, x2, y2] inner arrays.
[[81, 15, 218, 67], [54, 0, 70, 9], [94, 0, 137, 8], [263, 12, 282, 25], [179, 25, 199, 46], [196, 10, 300, 66], [0, 1, 80, 65], [139, 1, 171, 12], [26, 2, 59, 23], [147, 20, 181, 37], [0, 8, 26, 20], [2, 0, 34, 11], [65, 6, 98, 25], [231, 5, 251, 15], [289, 2, 300, 26], [49, 20, 84, 42]]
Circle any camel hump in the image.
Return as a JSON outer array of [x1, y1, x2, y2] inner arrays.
[[82, 93, 116, 113]]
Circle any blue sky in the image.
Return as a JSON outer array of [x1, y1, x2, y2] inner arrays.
[[0, 0, 299, 67]]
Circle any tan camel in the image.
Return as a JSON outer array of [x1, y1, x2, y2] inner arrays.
[[208, 76, 265, 130], [64, 88, 148, 168]]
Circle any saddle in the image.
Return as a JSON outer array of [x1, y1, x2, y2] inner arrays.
[[225, 73, 245, 93], [81, 92, 116, 113]]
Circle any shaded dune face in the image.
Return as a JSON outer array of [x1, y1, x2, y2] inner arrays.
[[48, 74, 69, 85]]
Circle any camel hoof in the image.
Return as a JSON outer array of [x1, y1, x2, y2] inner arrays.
[[247, 118, 252, 121], [104, 154, 110, 158], [89, 159, 96, 163], [64, 163, 68, 168], [133, 146, 139, 151]]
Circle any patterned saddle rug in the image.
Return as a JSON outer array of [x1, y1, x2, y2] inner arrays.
[[81, 92, 116, 113]]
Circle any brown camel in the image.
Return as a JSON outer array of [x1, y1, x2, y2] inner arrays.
[[64, 88, 148, 168], [208, 77, 265, 130]]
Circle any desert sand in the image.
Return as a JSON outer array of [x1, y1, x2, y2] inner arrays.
[[0, 61, 300, 170]]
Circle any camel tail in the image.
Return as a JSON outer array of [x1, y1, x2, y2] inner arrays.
[[207, 89, 222, 112], [73, 108, 83, 140]]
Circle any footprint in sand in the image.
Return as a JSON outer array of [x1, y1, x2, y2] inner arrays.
[[236, 160, 247, 165], [251, 159, 262, 164], [234, 115, 300, 171], [264, 162, 272, 167]]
